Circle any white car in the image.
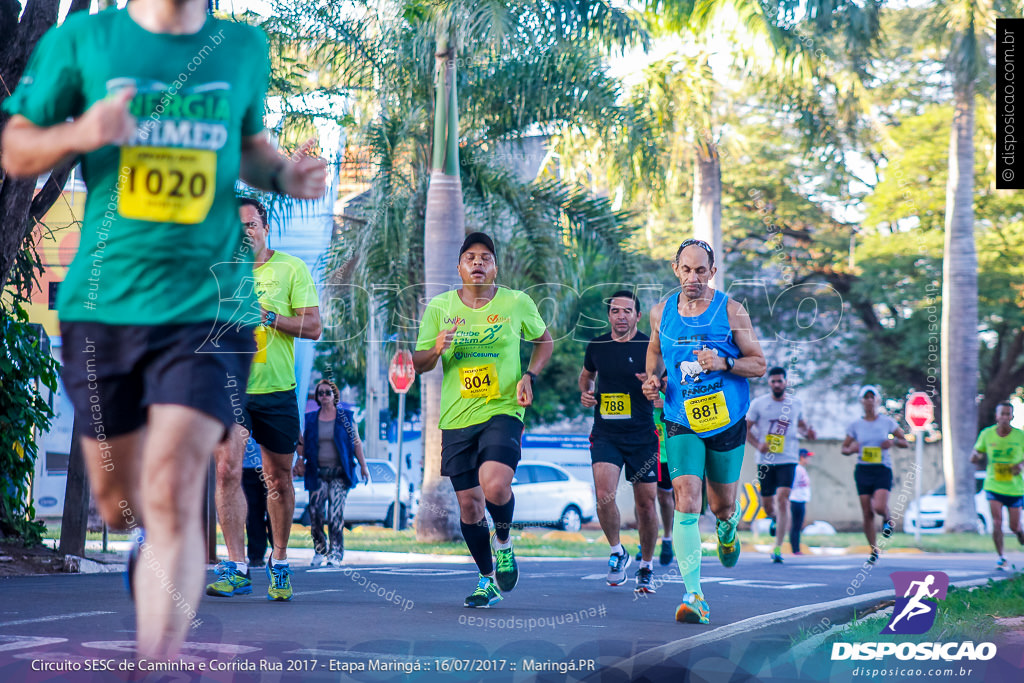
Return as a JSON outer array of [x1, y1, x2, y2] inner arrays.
[[294, 459, 416, 530], [510, 460, 596, 532], [905, 471, 1013, 534]]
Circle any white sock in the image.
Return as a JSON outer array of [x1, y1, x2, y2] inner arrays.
[[494, 537, 512, 550], [610, 543, 625, 556], [271, 557, 288, 567], [639, 560, 653, 570], [235, 562, 248, 575], [662, 536, 672, 542]]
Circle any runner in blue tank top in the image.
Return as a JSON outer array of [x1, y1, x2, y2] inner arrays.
[[642, 239, 766, 625]]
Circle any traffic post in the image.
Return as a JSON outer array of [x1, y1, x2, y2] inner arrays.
[[905, 391, 935, 543], [388, 350, 416, 530]]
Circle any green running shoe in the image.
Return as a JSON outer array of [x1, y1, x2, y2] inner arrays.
[[771, 547, 783, 564], [716, 520, 741, 568], [492, 535, 519, 592], [206, 561, 253, 597], [675, 592, 710, 624], [464, 574, 502, 608], [266, 561, 293, 601]]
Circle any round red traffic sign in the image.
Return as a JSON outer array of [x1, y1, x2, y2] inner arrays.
[[905, 391, 934, 430], [388, 350, 416, 394]]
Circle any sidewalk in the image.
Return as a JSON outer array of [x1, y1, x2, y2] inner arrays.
[[42, 538, 475, 570]]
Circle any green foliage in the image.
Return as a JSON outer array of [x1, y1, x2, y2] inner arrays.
[[0, 303, 59, 545]]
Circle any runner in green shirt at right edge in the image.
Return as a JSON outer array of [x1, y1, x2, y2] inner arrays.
[[414, 232, 553, 608], [971, 402, 1024, 570]]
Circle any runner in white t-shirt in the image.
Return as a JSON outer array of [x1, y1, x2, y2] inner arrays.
[[746, 366, 815, 563]]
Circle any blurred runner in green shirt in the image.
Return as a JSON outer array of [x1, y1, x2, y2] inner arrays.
[[1, 0, 326, 659], [971, 402, 1024, 570]]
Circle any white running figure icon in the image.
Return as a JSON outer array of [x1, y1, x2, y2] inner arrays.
[[887, 574, 940, 632]]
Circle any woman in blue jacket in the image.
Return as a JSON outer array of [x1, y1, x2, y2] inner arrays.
[[296, 380, 369, 567]]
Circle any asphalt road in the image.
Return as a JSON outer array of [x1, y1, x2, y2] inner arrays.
[[0, 550, 1021, 682]]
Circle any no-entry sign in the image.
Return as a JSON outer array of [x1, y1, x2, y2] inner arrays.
[[905, 392, 935, 431]]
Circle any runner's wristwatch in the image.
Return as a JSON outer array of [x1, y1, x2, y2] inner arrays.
[[524, 370, 538, 383], [725, 356, 735, 372]]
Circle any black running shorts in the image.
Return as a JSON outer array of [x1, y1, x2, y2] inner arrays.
[[657, 462, 673, 491], [240, 390, 301, 455], [441, 414, 524, 491], [664, 417, 747, 451], [854, 464, 893, 496], [757, 463, 797, 497], [60, 321, 254, 438], [590, 432, 660, 485]]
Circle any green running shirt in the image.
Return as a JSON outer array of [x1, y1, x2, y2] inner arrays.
[[247, 251, 319, 394], [416, 288, 546, 430], [973, 425, 1024, 497], [2, 9, 269, 325]]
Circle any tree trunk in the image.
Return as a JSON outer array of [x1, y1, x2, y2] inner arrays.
[[417, 25, 463, 542], [940, 83, 979, 534], [693, 142, 723, 290], [0, 0, 90, 289]]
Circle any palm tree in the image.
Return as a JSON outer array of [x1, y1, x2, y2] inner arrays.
[[419, 10, 465, 541], [927, 0, 1020, 532]]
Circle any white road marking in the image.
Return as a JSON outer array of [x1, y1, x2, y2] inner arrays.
[[582, 574, 825, 589], [0, 636, 67, 653], [365, 568, 477, 577], [81, 640, 261, 656], [0, 611, 114, 628]]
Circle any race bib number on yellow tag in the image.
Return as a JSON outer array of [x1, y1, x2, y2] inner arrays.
[[766, 434, 786, 454], [459, 364, 499, 400], [253, 325, 267, 364], [994, 463, 1014, 482], [600, 393, 631, 419], [862, 447, 882, 464], [118, 146, 216, 223], [684, 392, 730, 433]]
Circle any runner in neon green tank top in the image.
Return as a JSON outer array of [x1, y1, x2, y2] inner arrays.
[[414, 233, 553, 608]]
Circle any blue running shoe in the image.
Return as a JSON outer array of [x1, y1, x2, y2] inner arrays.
[[675, 592, 710, 624], [206, 561, 253, 597]]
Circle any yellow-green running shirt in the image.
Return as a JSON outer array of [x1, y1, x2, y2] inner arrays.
[[416, 288, 546, 430]]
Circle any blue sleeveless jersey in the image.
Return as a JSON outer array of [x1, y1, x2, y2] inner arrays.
[[660, 290, 750, 436]]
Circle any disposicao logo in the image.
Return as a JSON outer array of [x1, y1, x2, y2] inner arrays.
[[831, 570, 997, 663], [884, 571, 948, 635]]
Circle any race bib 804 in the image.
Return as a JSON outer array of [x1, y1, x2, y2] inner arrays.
[[459, 364, 500, 401]]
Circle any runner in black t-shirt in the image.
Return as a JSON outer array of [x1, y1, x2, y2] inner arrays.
[[579, 290, 660, 593]]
